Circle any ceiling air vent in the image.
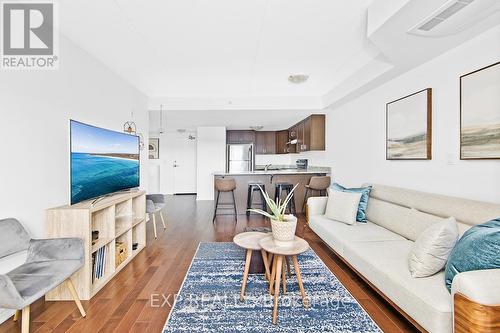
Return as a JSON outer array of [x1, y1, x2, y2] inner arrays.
[[407, 0, 499, 37], [417, 0, 474, 32]]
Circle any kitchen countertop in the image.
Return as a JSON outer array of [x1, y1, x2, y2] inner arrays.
[[214, 166, 331, 176]]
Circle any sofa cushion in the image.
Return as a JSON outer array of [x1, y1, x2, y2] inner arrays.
[[330, 183, 372, 222], [343, 240, 452, 333], [309, 215, 405, 256], [366, 198, 451, 241]]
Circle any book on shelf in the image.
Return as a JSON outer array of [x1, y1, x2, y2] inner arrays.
[[92, 245, 107, 282]]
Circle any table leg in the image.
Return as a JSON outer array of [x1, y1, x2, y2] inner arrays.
[[292, 255, 308, 308], [261, 249, 271, 281], [281, 259, 286, 294], [273, 255, 283, 325], [240, 249, 252, 301], [269, 256, 277, 295]]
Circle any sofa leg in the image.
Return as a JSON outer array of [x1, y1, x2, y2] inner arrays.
[[66, 279, 86, 317], [21, 306, 29, 333], [13, 310, 20, 322]]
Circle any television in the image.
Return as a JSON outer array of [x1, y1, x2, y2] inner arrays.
[[70, 120, 140, 205]]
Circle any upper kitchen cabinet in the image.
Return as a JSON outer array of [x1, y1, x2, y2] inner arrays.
[[226, 130, 256, 144], [275, 130, 289, 154], [295, 114, 325, 152], [255, 131, 276, 154]]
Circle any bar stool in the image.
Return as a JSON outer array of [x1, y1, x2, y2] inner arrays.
[[274, 182, 296, 215], [246, 183, 266, 216], [213, 178, 238, 223], [302, 176, 331, 211]]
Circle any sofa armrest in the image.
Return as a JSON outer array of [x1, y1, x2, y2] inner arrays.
[[27, 238, 84, 263], [307, 197, 328, 217], [452, 269, 500, 305]]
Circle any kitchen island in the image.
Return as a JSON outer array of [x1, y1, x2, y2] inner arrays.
[[213, 167, 331, 214]]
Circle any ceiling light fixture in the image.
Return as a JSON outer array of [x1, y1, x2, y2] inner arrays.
[[250, 125, 264, 131], [288, 74, 309, 84]]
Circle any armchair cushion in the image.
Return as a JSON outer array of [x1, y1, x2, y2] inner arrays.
[[5, 259, 83, 308]]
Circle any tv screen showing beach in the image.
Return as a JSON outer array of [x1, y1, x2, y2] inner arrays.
[[70, 120, 140, 205]]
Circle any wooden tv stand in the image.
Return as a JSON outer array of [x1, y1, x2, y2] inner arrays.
[[45, 190, 147, 301]]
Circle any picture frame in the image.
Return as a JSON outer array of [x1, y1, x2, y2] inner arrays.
[[149, 138, 159, 159], [386, 88, 432, 160], [460, 61, 500, 160]]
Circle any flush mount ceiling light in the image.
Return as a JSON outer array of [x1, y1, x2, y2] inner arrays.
[[288, 74, 309, 84], [250, 125, 264, 131]]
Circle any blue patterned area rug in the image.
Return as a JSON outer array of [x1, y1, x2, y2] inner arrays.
[[163, 242, 381, 332]]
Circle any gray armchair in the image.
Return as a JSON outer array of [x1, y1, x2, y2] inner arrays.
[[146, 194, 166, 239], [0, 218, 86, 333]]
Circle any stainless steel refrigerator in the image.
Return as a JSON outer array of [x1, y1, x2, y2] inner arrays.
[[226, 144, 254, 173]]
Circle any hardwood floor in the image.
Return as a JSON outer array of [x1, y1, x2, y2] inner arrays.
[[0, 195, 418, 333]]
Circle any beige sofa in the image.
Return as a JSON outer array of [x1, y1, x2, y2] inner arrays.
[[307, 184, 500, 333]]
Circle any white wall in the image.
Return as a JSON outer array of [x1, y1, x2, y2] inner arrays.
[[0, 36, 148, 322], [322, 25, 500, 203], [196, 127, 226, 200]]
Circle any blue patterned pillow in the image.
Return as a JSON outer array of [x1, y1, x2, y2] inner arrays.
[[444, 218, 500, 292], [330, 183, 372, 223]]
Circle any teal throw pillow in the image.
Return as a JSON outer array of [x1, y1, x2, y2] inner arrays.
[[444, 218, 500, 292]]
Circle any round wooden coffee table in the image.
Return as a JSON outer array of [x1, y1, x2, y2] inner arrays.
[[233, 232, 272, 301], [260, 235, 309, 325]]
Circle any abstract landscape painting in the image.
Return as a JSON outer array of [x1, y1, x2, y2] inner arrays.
[[461, 62, 500, 159], [386, 89, 432, 160]]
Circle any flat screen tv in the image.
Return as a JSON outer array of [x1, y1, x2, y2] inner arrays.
[[70, 120, 140, 205]]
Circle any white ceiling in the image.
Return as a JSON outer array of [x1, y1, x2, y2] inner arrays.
[[60, 0, 500, 112], [60, 1, 374, 99]]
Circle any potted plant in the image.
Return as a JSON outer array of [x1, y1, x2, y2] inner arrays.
[[248, 184, 298, 247]]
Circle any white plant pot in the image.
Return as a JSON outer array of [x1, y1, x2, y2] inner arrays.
[[271, 215, 297, 248]]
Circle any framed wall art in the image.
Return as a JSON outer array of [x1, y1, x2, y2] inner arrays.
[[386, 88, 432, 160], [149, 138, 159, 159], [460, 61, 500, 160]]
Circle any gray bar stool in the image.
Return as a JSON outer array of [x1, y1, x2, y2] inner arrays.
[[302, 176, 331, 211], [213, 178, 238, 222]]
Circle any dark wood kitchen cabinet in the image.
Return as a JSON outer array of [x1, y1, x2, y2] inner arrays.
[[292, 114, 325, 152], [226, 130, 256, 144], [255, 131, 276, 154], [275, 130, 289, 154]]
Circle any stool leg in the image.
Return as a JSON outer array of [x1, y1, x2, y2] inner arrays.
[[290, 192, 296, 216], [246, 186, 252, 216], [212, 190, 220, 223], [231, 190, 238, 221], [261, 189, 266, 212], [302, 188, 309, 212]]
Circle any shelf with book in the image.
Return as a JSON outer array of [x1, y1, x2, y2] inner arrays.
[[45, 190, 146, 301]]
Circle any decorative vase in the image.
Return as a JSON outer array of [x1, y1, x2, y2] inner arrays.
[[270, 215, 297, 248]]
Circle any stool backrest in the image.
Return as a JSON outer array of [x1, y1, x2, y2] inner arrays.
[[0, 218, 31, 259], [308, 176, 331, 190]]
